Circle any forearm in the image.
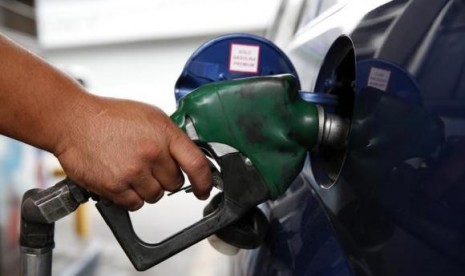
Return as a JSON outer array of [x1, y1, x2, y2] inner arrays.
[[0, 33, 212, 209], [0, 34, 94, 153]]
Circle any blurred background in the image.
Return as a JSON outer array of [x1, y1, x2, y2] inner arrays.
[[0, 0, 282, 275]]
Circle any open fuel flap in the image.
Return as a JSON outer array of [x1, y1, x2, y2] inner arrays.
[[307, 35, 356, 189], [174, 34, 352, 254]]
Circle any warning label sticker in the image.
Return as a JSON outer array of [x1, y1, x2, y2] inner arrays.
[[229, 43, 260, 73], [368, 67, 391, 91]]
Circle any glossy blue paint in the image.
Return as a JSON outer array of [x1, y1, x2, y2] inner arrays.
[[231, 0, 465, 275], [232, 176, 355, 276]]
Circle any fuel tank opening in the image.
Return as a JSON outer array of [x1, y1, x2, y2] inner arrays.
[[310, 35, 355, 189]]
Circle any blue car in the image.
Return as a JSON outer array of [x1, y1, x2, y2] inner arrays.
[[230, 0, 465, 275]]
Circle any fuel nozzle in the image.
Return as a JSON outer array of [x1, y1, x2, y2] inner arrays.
[[201, 107, 349, 255], [174, 74, 328, 198], [288, 97, 349, 152], [171, 74, 350, 254], [318, 107, 350, 149]]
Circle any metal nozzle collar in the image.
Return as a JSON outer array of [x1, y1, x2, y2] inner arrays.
[[316, 106, 349, 149]]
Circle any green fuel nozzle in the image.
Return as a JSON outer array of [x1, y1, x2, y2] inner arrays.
[[171, 74, 347, 198], [166, 74, 348, 256]]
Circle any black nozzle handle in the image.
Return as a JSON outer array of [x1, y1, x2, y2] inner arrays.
[[21, 178, 90, 225], [92, 152, 270, 271], [95, 195, 243, 271]]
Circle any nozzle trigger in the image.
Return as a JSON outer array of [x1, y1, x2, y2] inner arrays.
[[167, 185, 193, 196]]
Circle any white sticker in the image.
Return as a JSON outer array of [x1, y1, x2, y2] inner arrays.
[[367, 67, 391, 91], [229, 43, 260, 73]]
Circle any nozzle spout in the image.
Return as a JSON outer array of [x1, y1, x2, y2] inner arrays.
[[320, 111, 350, 149]]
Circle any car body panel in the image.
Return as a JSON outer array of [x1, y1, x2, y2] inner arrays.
[[232, 0, 465, 275]]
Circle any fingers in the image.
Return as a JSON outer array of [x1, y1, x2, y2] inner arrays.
[[78, 169, 163, 211], [116, 155, 184, 207], [87, 178, 146, 211], [104, 188, 145, 212], [57, 99, 213, 212], [131, 174, 165, 204], [169, 131, 212, 200], [151, 152, 185, 192], [94, 152, 186, 210], [99, 177, 163, 211]]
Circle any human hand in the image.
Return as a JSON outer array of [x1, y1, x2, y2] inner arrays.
[[53, 94, 212, 211]]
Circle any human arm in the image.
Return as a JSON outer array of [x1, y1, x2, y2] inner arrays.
[[0, 34, 212, 210]]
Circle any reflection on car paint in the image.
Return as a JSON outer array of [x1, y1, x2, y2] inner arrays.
[[235, 0, 465, 275]]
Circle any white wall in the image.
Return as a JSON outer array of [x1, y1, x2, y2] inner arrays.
[[37, 0, 280, 49], [43, 36, 218, 114]]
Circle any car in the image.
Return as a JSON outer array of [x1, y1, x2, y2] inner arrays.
[[230, 0, 465, 275]]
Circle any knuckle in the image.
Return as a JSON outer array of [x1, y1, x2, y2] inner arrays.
[[128, 200, 144, 211], [104, 181, 126, 194], [174, 174, 185, 189], [169, 128, 193, 151], [146, 189, 164, 204], [137, 139, 162, 162], [191, 158, 212, 197], [122, 165, 142, 181], [111, 195, 142, 211], [163, 174, 185, 192], [158, 115, 175, 132], [186, 154, 209, 175]]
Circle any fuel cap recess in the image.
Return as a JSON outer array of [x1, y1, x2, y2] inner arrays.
[[356, 58, 422, 106], [174, 33, 300, 102]]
